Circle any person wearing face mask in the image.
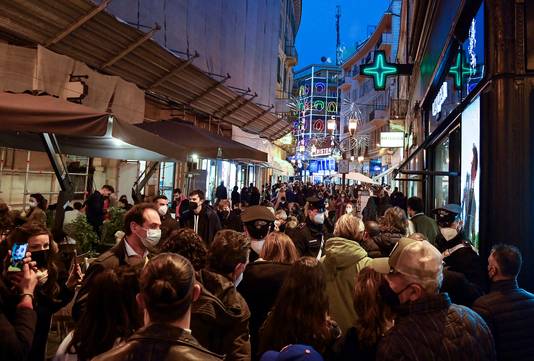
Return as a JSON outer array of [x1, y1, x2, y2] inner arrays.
[[4, 223, 81, 361], [185, 190, 221, 247], [433, 204, 487, 293], [19, 193, 47, 227], [217, 199, 244, 232], [72, 203, 161, 321], [370, 238, 496, 361], [241, 206, 275, 262], [191, 230, 251, 361], [471, 244, 534, 361], [153, 195, 179, 242], [286, 197, 332, 258]]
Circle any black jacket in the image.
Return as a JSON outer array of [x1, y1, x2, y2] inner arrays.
[[231, 190, 241, 206], [218, 210, 243, 232], [161, 213, 180, 242], [376, 226, 404, 256], [85, 191, 105, 233], [376, 293, 496, 361], [92, 323, 222, 361], [334, 326, 377, 361], [285, 217, 332, 258], [191, 269, 251, 361], [237, 261, 291, 360], [185, 205, 222, 247], [215, 185, 228, 200], [0, 278, 37, 361], [472, 279, 534, 361]]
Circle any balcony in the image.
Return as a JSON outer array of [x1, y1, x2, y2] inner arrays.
[[285, 44, 298, 67]]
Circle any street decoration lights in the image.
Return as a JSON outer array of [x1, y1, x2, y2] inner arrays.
[[348, 117, 358, 134], [327, 115, 336, 132]]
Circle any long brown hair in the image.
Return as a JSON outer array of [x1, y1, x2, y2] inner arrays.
[[261, 257, 331, 352], [259, 232, 299, 264], [380, 207, 408, 234], [353, 268, 393, 346]]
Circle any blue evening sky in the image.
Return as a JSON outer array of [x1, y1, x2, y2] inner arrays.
[[295, 0, 391, 69]]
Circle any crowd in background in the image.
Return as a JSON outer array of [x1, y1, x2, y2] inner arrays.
[[1, 179, 534, 361]]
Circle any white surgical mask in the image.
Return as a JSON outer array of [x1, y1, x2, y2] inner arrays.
[[346, 207, 353, 214], [138, 227, 162, 248], [158, 205, 168, 216], [28, 200, 38, 208], [313, 212, 325, 225], [440, 227, 458, 241]]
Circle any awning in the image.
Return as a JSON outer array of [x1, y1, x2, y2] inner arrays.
[[0, 0, 291, 140], [0, 93, 188, 161], [333, 172, 379, 185], [373, 163, 400, 181], [138, 121, 268, 162], [271, 158, 295, 176]]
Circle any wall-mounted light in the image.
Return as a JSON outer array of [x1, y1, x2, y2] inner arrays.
[[348, 118, 357, 133]]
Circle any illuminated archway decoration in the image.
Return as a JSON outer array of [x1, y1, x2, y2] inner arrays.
[[315, 82, 325, 93], [360, 50, 413, 91], [304, 84, 310, 95], [313, 119, 325, 132], [327, 102, 337, 113], [449, 52, 476, 89], [313, 100, 325, 111], [299, 85, 305, 97]]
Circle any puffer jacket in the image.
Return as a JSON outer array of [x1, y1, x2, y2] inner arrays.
[[191, 269, 251, 361], [472, 279, 534, 361], [376, 226, 404, 256], [92, 323, 222, 361], [321, 237, 372, 334], [376, 293, 496, 361]]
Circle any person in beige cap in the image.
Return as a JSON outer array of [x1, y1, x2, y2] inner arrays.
[[371, 238, 496, 361], [241, 205, 276, 263]]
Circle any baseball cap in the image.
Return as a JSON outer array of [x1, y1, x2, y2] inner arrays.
[[370, 238, 443, 282], [260, 345, 324, 361], [306, 196, 325, 212], [241, 205, 276, 223]]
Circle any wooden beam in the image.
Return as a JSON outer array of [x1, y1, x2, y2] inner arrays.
[[188, 74, 230, 105], [101, 23, 160, 69], [213, 88, 251, 117], [259, 114, 285, 133], [269, 123, 292, 140], [45, 0, 112, 47], [221, 93, 258, 119], [148, 51, 199, 89], [242, 105, 274, 127]]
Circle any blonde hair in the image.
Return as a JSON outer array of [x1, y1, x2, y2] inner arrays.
[[260, 232, 299, 264], [334, 214, 364, 241]]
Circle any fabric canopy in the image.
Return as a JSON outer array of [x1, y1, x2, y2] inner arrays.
[[0, 93, 188, 161], [138, 121, 268, 162], [0, 92, 109, 136], [333, 172, 379, 184]]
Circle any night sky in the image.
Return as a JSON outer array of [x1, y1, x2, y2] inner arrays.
[[295, 0, 391, 69]]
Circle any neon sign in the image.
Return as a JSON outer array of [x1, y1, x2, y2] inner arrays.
[[360, 50, 413, 91], [449, 52, 476, 89], [432, 82, 448, 116]]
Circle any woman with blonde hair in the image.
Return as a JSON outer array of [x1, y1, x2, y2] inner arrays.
[[321, 214, 373, 335], [237, 232, 299, 360]]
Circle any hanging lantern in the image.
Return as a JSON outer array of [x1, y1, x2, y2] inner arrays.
[[327, 116, 336, 132], [348, 118, 358, 133]]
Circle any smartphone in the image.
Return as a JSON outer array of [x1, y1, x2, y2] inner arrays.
[[8, 243, 28, 272]]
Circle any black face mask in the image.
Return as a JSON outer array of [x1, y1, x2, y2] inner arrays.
[[32, 250, 49, 269], [379, 280, 401, 308], [189, 202, 198, 211], [220, 210, 230, 218]]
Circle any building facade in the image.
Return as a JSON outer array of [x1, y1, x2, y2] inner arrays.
[[339, 0, 402, 181], [396, 0, 534, 289]]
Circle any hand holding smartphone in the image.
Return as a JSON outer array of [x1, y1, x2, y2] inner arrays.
[[8, 243, 28, 272]]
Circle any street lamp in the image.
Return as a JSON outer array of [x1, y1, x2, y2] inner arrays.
[[348, 117, 358, 134], [327, 116, 336, 132]]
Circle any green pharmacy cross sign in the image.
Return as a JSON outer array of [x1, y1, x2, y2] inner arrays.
[[360, 50, 413, 91], [449, 52, 476, 89]]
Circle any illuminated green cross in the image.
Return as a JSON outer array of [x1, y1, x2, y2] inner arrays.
[[361, 51, 398, 90], [449, 52, 476, 89]]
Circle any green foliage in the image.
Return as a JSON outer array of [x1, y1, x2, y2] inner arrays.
[[101, 207, 126, 246], [65, 214, 99, 254]]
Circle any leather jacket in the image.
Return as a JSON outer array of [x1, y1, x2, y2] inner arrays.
[[92, 323, 223, 361]]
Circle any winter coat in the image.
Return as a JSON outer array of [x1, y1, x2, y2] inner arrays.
[[191, 269, 251, 361], [472, 279, 534, 361], [375, 226, 404, 256], [237, 261, 291, 361], [360, 235, 382, 258], [410, 213, 439, 244], [376, 293, 496, 361], [321, 237, 372, 334], [184, 205, 222, 247], [285, 217, 332, 258], [92, 323, 222, 361], [160, 213, 180, 242]]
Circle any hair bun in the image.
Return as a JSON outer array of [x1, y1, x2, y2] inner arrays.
[[150, 279, 178, 302]]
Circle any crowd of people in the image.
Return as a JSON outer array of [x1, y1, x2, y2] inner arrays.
[[1, 180, 534, 361]]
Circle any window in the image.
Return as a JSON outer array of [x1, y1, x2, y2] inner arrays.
[[277, 57, 282, 84]]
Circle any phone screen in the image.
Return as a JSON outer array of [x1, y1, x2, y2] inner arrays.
[[8, 243, 28, 272]]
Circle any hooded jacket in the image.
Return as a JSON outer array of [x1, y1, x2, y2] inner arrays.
[[191, 269, 251, 361], [321, 237, 372, 334]]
